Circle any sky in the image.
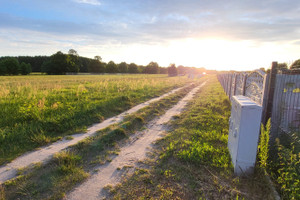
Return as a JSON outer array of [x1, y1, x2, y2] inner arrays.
[[0, 0, 300, 71]]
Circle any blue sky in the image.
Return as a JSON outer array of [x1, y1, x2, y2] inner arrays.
[[0, 0, 300, 70]]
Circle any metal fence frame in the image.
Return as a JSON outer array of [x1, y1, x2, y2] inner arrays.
[[217, 62, 300, 141]]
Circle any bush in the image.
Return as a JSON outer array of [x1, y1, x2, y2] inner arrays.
[[259, 120, 300, 199], [275, 135, 300, 200]]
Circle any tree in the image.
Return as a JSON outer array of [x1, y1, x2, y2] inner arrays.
[[106, 61, 118, 73], [0, 59, 7, 75], [159, 67, 167, 74], [118, 62, 128, 73], [259, 67, 266, 73], [167, 63, 178, 77], [0, 57, 20, 75], [290, 59, 300, 69], [20, 62, 32, 75], [41, 51, 78, 74], [41, 60, 54, 74], [145, 62, 159, 74], [177, 65, 186, 75], [88, 59, 105, 73], [94, 56, 102, 62], [68, 49, 79, 56], [67, 49, 80, 73], [128, 63, 139, 73], [278, 63, 288, 70], [138, 65, 145, 73]]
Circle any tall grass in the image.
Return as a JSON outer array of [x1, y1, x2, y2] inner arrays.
[[0, 74, 190, 164], [111, 76, 273, 199], [258, 119, 271, 169], [1, 81, 198, 200], [258, 120, 299, 199]]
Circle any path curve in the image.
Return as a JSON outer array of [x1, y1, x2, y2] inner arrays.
[[0, 84, 192, 184], [66, 82, 206, 200]]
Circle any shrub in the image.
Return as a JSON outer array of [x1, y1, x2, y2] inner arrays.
[[275, 135, 300, 200]]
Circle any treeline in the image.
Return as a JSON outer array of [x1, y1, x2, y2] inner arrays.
[[0, 57, 32, 75], [0, 49, 213, 75]]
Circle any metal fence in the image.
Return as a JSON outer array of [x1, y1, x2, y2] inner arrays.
[[271, 74, 300, 138], [217, 63, 300, 141]]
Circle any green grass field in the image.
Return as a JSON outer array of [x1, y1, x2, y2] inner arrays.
[[1, 82, 201, 200], [111, 76, 274, 200], [0, 74, 191, 164]]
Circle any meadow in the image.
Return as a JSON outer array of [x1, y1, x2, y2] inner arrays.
[[1, 81, 200, 200], [111, 76, 273, 200], [0, 74, 191, 164]]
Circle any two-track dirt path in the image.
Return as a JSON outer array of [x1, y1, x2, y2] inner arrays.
[[0, 84, 192, 184], [66, 82, 206, 200]]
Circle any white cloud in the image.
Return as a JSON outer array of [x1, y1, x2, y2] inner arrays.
[[73, 0, 101, 6]]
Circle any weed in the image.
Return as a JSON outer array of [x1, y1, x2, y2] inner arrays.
[[54, 151, 82, 174], [0, 185, 5, 200], [258, 119, 271, 169], [274, 136, 300, 200]]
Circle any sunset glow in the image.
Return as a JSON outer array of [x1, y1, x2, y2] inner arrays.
[[1, 0, 300, 71]]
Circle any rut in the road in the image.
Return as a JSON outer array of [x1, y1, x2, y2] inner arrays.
[[66, 82, 206, 200], [0, 84, 192, 184]]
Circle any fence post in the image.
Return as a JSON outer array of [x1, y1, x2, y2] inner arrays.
[[264, 62, 278, 125], [228, 74, 232, 99], [233, 74, 237, 96], [242, 74, 248, 96]]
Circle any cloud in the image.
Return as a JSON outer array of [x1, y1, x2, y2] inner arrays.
[[1, 0, 300, 44], [73, 0, 101, 6], [1, 0, 300, 68]]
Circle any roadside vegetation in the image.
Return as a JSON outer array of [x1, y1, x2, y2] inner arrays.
[[0, 74, 191, 164], [258, 121, 299, 200], [0, 81, 204, 200], [109, 76, 273, 200]]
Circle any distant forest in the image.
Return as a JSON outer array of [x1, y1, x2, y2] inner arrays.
[[0, 49, 212, 75]]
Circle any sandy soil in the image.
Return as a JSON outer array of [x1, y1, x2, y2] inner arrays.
[[0, 84, 191, 184], [66, 82, 206, 200]]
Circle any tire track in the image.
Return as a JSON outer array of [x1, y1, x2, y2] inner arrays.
[[66, 82, 206, 200], [0, 84, 192, 184]]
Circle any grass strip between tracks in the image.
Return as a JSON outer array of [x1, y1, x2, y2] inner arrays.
[[108, 75, 274, 200], [0, 79, 205, 200]]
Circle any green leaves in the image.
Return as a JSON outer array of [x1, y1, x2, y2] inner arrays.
[[258, 119, 271, 169]]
